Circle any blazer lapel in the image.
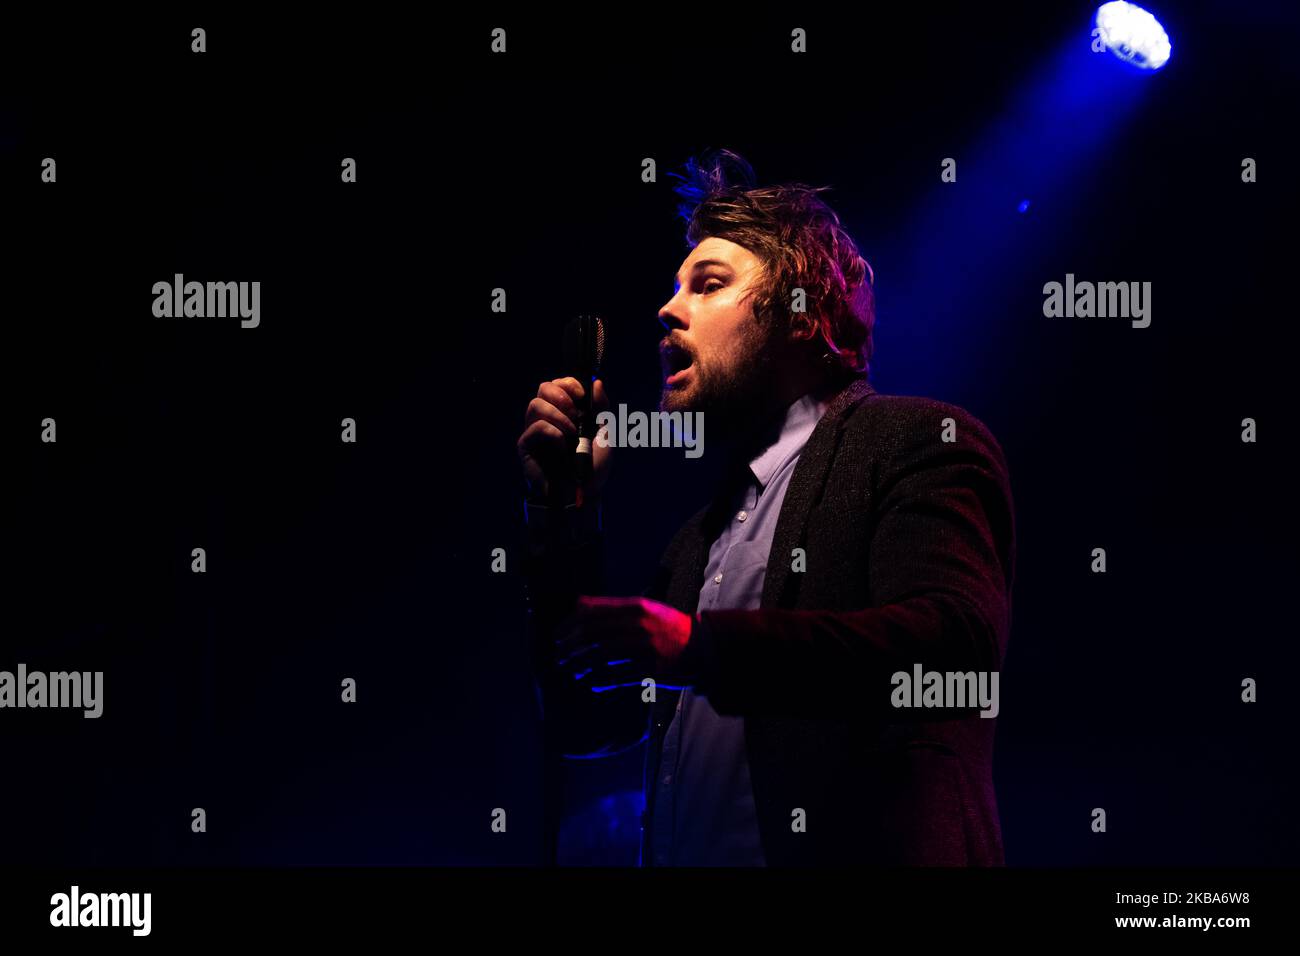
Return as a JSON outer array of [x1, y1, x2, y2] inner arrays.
[[760, 377, 876, 609]]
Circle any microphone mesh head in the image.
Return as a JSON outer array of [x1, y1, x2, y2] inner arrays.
[[563, 315, 606, 376]]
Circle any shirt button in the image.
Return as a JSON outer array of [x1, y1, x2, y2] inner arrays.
[[714, 573, 723, 584], [663, 774, 672, 785], [737, 510, 748, 522]]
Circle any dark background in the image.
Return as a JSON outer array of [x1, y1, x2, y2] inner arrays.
[[2, 3, 1297, 866]]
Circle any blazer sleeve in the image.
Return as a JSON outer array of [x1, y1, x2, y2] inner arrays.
[[689, 404, 1016, 721]]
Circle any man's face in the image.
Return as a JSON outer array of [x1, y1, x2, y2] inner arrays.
[[657, 236, 780, 422]]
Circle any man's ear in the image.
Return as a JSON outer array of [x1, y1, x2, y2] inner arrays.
[[788, 316, 820, 343]]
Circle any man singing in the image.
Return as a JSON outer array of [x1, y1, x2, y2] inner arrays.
[[517, 150, 1016, 867]]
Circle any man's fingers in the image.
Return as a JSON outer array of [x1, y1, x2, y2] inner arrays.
[[551, 377, 586, 404], [552, 377, 611, 416], [576, 595, 643, 614], [554, 597, 647, 670], [556, 598, 644, 650], [517, 420, 569, 461], [524, 397, 577, 440], [538, 381, 579, 419]]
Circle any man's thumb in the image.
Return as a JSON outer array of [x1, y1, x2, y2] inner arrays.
[[592, 378, 611, 413]]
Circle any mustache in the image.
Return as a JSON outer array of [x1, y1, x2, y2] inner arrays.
[[659, 336, 696, 360]]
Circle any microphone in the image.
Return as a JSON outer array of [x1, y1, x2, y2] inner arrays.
[[562, 315, 606, 504]]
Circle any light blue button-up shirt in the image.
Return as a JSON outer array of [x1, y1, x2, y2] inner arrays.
[[649, 390, 831, 866]]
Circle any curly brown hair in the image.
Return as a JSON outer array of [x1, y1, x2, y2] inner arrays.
[[669, 149, 875, 380]]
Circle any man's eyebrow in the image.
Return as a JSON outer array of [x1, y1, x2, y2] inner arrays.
[[673, 258, 733, 290]]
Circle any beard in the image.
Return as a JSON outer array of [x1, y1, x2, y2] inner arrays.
[[659, 316, 783, 445]]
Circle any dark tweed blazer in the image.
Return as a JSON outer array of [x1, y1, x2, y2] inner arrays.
[[527, 374, 1016, 866]]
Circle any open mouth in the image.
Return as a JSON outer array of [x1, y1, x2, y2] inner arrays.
[[662, 344, 694, 386]]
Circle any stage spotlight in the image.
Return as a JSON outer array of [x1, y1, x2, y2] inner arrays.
[[1095, 2, 1172, 71]]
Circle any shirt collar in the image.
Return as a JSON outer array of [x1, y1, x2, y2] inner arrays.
[[747, 390, 831, 492]]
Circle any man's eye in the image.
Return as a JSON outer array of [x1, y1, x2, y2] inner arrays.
[[702, 280, 723, 293]]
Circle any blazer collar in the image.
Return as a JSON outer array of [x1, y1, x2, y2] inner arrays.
[[758, 375, 875, 608], [672, 376, 877, 613]]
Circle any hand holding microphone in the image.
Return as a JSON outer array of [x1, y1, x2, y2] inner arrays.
[[517, 316, 612, 506]]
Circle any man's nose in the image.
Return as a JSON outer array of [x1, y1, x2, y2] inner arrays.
[[658, 302, 686, 333]]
